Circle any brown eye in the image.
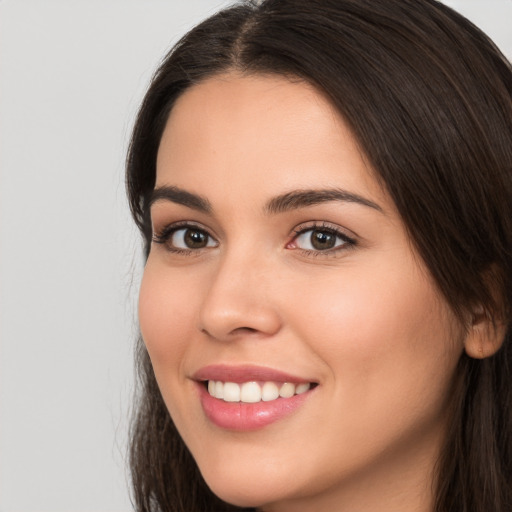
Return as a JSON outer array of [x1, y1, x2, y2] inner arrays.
[[169, 227, 217, 250], [293, 227, 353, 252], [183, 228, 209, 248], [310, 230, 336, 250]]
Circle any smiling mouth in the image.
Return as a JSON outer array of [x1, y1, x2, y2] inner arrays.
[[205, 380, 316, 403], [195, 366, 318, 430]]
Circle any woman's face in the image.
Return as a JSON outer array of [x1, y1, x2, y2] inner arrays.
[[139, 73, 465, 511]]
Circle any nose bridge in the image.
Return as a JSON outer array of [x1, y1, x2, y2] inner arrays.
[[198, 244, 281, 340]]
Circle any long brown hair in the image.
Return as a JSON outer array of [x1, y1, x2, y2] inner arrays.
[[126, 1, 512, 510]]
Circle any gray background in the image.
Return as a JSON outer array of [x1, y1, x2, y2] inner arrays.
[[1, 1, 511, 511]]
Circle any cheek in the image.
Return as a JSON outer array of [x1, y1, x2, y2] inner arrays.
[[138, 259, 209, 434], [289, 256, 463, 404], [138, 259, 198, 367]]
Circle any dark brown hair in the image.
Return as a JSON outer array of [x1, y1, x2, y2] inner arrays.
[[126, 1, 512, 510]]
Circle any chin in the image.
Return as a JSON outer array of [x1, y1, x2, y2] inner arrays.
[[206, 480, 276, 509], [198, 459, 295, 509]]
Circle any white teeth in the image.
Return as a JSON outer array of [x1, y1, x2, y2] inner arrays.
[[240, 382, 261, 403], [206, 380, 313, 403], [279, 382, 295, 398], [214, 381, 224, 399], [261, 382, 279, 401], [295, 383, 311, 395], [223, 382, 241, 402]]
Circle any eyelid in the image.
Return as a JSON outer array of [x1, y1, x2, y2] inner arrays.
[[151, 219, 357, 258], [287, 221, 358, 255], [291, 220, 357, 239], [152, 221, 218, 251]]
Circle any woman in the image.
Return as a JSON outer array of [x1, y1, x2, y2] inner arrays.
[[126, 0, 512, 510]]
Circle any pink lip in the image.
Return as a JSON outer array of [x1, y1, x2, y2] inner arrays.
[[192, 365, 316, 431], [193, 364, 313, 384]]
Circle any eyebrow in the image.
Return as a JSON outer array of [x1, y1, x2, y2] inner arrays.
[[149, 185, 383, 215], [264, 188, 383, 214], [149, 185, 212, 213]]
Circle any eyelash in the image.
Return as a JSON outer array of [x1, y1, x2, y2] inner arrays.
[[151, 221, 357, 257], [290, 222, 357, 256], [152, 221, 215, 256]]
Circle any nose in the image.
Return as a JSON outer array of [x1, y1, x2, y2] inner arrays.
[[197, 250, 282, 341]]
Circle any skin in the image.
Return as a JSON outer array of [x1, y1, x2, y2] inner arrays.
[[139, 73, 468, 512]]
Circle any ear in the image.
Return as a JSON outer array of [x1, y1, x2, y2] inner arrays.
[[464, 305, 507, 359]]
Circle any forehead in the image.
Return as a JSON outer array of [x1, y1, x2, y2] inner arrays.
[[166, 72, 336, 133], [155, 72, 388, 209]]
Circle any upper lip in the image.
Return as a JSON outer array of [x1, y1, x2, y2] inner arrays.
[[192, 364, 315, 384]]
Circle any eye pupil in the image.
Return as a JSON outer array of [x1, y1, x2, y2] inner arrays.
[[311, 230, 335, 250], [185, 229, 208, 248]]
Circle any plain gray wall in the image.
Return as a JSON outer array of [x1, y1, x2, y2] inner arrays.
[[1, 1, 511, 511]]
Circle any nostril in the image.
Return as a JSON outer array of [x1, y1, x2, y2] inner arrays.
[[233, 327, 258, 334], [201, 326, 259, 338]]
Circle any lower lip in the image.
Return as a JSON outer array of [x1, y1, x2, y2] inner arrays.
[[197, 383, 314, 431]]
